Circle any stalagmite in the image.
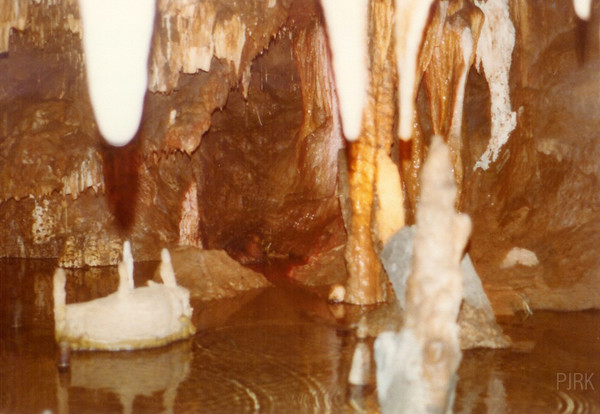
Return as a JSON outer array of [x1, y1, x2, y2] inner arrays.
[[375, 137, 471, 413], [348, 342, 372, 386], [53, 242, 195, 351], [78, 0, 156, 146], [375, 151, 405, 246]]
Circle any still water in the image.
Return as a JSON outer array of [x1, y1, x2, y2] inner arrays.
[[1, 259, 599, 413]]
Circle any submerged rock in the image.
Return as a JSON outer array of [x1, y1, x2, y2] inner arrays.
[[380, 225, 509, 349], [163, 246, 271, 301], [53, 243, 195, 351]]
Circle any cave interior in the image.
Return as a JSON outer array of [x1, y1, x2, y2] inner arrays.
[[1, 0, 599, 412]]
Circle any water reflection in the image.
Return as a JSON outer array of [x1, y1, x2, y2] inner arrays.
[[1, 258, 599, 413], [57, 341, 192, 414], [455, 312, 600, 414]]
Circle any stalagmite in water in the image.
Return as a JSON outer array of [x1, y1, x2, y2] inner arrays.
[[53, 242, 195, 351], [375, 136, 471, 414]]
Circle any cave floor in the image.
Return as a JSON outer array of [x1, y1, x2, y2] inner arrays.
[[1, 259, 599, 413]]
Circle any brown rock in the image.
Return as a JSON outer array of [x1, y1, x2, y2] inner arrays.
[[162, 246, 271, 301]]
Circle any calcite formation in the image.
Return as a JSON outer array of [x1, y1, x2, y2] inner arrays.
[[343, 0, 396, 305], [0, 0, 598, 320], [319, 0, 369, 141], [53, 243, 195, 351], [375, 137, 471, 414], [472, 0, 517, 170]]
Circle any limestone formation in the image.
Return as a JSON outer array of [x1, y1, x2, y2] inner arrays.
[[343, 0, 396, 305], [375, 137, 470, 414], [0, 0, 598, 326], [53, 243, 195, 351], [472, 0, 517, 170]]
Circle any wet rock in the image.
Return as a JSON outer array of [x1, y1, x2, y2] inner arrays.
[[464, 8, 600, 313], [196, 19, 345, 264], [379, 226, 415, 310], [288, 245, 347, 287], [343, 0, 396, 305], [164, 246, 271, 301], [2, 0, 337, 267], [380, 225, 509, 349]]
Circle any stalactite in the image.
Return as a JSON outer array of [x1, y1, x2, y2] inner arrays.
[[395, 0, 436, 140], [344, 0, 396, 305], [320, 0, 369, 141], [423, 0, 483, 192]]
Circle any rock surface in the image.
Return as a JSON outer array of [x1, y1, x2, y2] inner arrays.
[[163, 246, 271, 301], [0, 0, 344, 270]]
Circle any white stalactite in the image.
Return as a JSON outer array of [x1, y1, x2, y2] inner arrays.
[[320, 0, 369, 141], [78, 0, 156, 146], [395, 0, 436, 140], [573, 0, 592, 20]]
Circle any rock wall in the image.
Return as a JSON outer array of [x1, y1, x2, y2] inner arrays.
[[0, 0, 599, 312], [0, 0, 344, 268]]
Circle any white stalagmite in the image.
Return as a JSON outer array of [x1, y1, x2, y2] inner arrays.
[[320, 0, 369, 141], [375, 137, 471, 414], [122, 240, 134, 290], [78, 0, 156, 146], [53, 242, 195, 351], [473, 0, 517, 170]]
